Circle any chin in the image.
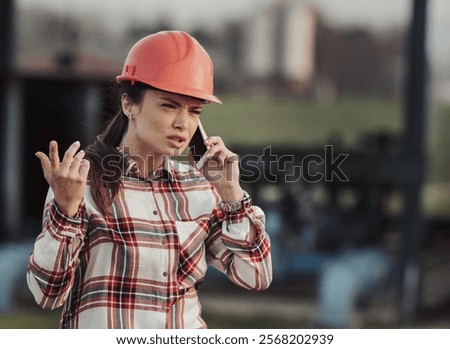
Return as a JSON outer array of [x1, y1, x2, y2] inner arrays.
[[173, 147, 186, 157]]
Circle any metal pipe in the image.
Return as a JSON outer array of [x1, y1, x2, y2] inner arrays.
[[398, 0, 429, 325], [0, 0, 14, 73], [0, 0, 16, 241]]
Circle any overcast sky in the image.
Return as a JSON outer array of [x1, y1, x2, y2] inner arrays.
[[18, 0, 412, 29], [18, 0, 450, 71]]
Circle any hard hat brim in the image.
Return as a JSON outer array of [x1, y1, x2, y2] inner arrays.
[[116, 76, 222, 104]]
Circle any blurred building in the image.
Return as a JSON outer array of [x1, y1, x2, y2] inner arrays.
[[240, 0, 318, 96], [217, 0, 404, 100], [432, 76, 450, 104], [13, 0, 406, 101], [1, 45, 119, 241]]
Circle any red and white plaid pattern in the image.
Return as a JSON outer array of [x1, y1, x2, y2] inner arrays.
[[27, 157, 272, 329]]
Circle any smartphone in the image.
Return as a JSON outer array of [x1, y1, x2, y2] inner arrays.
[[188, 121, 208, 164]]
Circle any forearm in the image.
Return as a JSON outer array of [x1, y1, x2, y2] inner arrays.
[[27, 193, 88, 309], [207, 203, 273, 290], [215, 182, 244, 203]]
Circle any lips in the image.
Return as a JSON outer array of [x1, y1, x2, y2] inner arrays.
[[167, 135, 187, 147]]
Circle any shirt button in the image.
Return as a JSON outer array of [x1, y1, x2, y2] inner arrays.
[[153, 210, 158, 215], [161, 239, 167, 245], [145, 182, 150, 187], [161, 305, 166, 310], [163, 272, 168, 277]]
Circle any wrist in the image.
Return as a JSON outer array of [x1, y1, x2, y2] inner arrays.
[[219, 190, 251, 215], [54, 199, 80, 218], [216, 185, 244, 203]]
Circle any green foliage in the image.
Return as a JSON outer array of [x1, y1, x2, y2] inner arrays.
[[201, 95, 403, 147], [201, 94, 450, 215], [0, 306, 301, 329], [428, 104, 450, 182], [202, 310, 305, 329], [0, 308, 60, 329]]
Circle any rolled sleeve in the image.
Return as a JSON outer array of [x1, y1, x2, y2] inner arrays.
[[48, 199, 86, 239], [207, 193, 272, 290], [27, 189, 89, 310]]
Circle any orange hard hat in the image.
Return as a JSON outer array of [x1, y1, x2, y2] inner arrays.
[[116, 31, 221, 104]]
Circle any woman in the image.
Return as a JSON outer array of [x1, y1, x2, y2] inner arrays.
[[27, 30, 272, 329]]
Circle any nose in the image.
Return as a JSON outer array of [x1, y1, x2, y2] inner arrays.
[[173, 109, 189, 130]]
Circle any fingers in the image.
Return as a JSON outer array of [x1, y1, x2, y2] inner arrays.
[[60, 141, 81, 173], [49, 140, 60, 170], [196, 137, 237, 169], [225, 153, 239, 163], [204, 136, 222, 148], [78, 159, 90, 180], [195, 152, 210, 170], [70, 151, 90, 180], [37, 140, 87, 181], [69, 150, 85, 175], [35, 151, 52, 180]]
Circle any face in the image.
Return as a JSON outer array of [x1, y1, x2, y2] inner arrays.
[[122, 89, 203, 159]]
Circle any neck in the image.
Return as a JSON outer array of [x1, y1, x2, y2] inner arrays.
[[120, 131, 165, 177]]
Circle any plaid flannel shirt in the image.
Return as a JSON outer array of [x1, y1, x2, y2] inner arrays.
[[27, 155, 272, 329]]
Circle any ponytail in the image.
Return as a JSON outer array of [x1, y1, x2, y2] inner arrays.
[[84, 81, 150, 216]]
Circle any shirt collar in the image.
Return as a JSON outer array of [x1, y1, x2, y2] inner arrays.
[[119, 148, 175, 183]]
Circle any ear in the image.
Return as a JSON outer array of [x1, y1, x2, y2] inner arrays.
[[121, 94, 133, 116]]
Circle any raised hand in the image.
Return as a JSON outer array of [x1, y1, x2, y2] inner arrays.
[[195, 136, 243, 202], [35, 140, 90, 217]]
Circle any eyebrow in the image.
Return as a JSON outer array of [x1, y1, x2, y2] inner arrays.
[[160, 97, 203, 109]]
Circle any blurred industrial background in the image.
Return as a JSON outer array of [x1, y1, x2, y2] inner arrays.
[[0, 0, 449, 329]]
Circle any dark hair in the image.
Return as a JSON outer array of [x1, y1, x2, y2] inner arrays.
[[84, 81, 150, 216]]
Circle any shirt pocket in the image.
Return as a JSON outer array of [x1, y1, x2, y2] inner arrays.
[[175, 220, 209, 290]]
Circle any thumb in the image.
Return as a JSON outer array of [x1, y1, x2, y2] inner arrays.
[[36, 151, 52, 179]]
